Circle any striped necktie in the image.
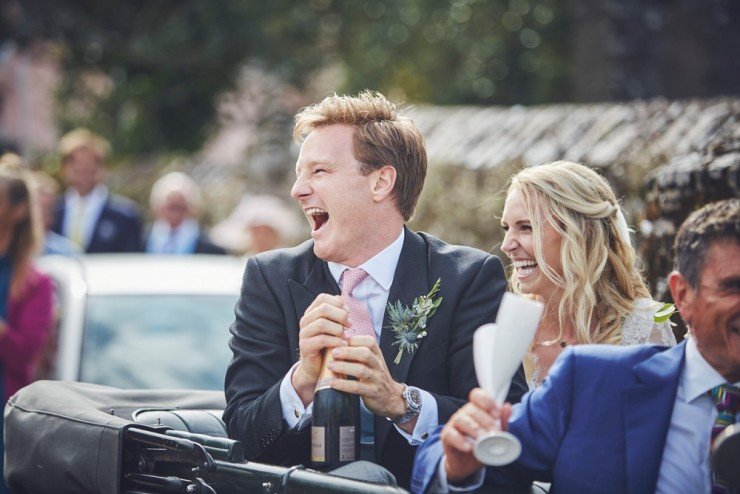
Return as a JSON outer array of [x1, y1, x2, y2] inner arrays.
[[709, 384, 740, 493]]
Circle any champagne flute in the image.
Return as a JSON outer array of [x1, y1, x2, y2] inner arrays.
[[472, 293, 543, 465]]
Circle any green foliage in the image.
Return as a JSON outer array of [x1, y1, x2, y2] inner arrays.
[[386, 278, 443, 364], [10, 0, 570, 155], [653, 303, 677, 324]]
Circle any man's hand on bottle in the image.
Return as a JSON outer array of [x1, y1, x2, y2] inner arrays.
[[292, 294, 349, 406], [328, 335, 407, 419]]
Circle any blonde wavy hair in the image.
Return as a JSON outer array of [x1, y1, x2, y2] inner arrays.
[[0, 154, 43, 299], [507, 161, 650, 344]]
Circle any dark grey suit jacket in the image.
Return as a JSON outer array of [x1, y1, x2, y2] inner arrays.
[[223, 228, 527, 488]]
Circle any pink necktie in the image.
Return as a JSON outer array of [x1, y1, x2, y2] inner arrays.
[[340, 268, 376, 339]]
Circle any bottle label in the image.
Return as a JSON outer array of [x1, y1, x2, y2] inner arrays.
[[315, 350, 337, 391], [339, 426, 356, 461], [311, 427, 325, 462]]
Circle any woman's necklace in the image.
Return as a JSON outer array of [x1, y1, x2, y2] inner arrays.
[[534, 338, 568, 348], [533, 317, 574, 348]]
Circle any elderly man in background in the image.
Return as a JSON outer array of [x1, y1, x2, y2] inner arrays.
[[145, 171, 225, 255], [412, 198, 740, 494], [52, 128, 142, 253]]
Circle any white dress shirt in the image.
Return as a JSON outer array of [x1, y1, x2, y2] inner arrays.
[[279, 228, 440, 444], [656, 336, 738, 493], [62, 184, 109, 249], [146, 218, 200, 254]]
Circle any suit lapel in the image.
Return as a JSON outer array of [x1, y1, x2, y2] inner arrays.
[[622, 342, 685, 494], [287, 255, 339, 326], [376, 229, 429, 459], [379, 228, 430, 383]]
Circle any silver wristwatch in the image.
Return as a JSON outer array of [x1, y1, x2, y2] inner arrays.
[[391, 384, 422, 425]]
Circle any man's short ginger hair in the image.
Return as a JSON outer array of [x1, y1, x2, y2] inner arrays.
[[293, 90, 427, 222], [58, 128, 111, 164]]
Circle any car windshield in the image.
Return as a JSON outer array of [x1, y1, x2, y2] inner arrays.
[[80, 294, 237, 390]]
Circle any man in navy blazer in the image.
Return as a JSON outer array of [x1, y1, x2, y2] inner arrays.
[[223, 91, 526, 488], [52, 128, 142, 253], [412, 198, 740, 493]]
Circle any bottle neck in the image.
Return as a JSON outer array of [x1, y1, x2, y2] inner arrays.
[[315, 348, 338, 392]]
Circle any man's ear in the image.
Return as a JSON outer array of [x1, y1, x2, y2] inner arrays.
[[668, 270, 693, 324], [372, 165, 397, 202]]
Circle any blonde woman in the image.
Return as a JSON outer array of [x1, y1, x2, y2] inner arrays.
[[500, 160, 675, 388]]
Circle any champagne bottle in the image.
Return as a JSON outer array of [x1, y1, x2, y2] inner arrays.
[[311, 349, 360, 471]]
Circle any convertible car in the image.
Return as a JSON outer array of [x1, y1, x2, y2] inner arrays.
[[5, 381, 405, 494], [4, 381, 739, 493]]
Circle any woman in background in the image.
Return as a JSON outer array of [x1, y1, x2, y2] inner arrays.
[[500, 160, 676, 387], [0, 155, 54, 493]]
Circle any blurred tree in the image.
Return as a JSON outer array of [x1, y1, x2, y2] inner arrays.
[[3, 0, 570, 154], [4, 0, 330, 154], [322, 0, 570, 105], [2, 0, 736, 155]]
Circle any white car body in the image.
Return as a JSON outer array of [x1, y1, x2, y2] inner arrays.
[[37, 254, 246, 390]]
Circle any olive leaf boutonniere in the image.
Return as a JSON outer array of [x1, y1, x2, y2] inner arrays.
[[386, 278, 443, 365]]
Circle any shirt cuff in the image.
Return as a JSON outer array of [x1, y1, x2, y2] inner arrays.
[[393, 388, 439, 445], [279, 362, 313, 430], [435, 455, 485, 493]]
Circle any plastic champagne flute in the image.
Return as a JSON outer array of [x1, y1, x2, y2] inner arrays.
[[472, 293, 543, 465]]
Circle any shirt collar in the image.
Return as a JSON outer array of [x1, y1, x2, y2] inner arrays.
[[66, 184, 108, 204], [683, 336, 735, 403], [328, 228, 405, 291]]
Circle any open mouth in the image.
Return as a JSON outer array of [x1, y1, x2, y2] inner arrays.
[[306, 207, 329, 232], [513, 259, 538, 278]]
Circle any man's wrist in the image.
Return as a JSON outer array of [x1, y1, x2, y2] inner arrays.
[[389, 383, 423, 424], [291, 364, 317, 406]]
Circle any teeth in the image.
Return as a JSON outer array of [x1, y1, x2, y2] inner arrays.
[[305, 207, 326, 216], [513, 260, 537, 268]]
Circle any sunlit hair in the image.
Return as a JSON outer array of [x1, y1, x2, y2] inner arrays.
[[0, 154, 43, 299], [293, 90, 427, 221], [507, 160, 650, 344], [58, 128, 111, 163], [149, 171, 202, 214]]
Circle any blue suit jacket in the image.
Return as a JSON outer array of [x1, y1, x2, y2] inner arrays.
[[52, 194, 143, 253], [412, 342, 686, 494]]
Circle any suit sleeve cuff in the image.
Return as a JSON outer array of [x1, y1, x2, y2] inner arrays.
[[279, 362, 313, 430], [393, 389, 438, 445], [434, 455, 485, 493]]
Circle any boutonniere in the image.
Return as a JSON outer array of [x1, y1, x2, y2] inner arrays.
[[386, 278, 443, 365], [654, 302, 677, 325]]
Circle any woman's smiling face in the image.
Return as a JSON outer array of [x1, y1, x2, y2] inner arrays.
[[500, 188, 563, 300]]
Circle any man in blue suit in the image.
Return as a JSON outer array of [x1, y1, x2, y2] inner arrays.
[[412, 198, 740, 494], [52, 128, 143, 253]]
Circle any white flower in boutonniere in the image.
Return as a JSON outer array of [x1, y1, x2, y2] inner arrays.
[[386, 278, 443, 365], [654, 302, 677, 325]]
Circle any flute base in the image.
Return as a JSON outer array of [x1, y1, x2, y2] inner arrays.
[[473, 431, 521, 466]]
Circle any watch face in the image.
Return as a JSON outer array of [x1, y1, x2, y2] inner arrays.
[[407, 387, 422, 408]]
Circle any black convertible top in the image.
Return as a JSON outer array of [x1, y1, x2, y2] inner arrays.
[[4, 380, 225, 494]]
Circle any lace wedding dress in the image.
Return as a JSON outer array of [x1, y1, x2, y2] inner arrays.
[[526, 297, 677, 389]]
